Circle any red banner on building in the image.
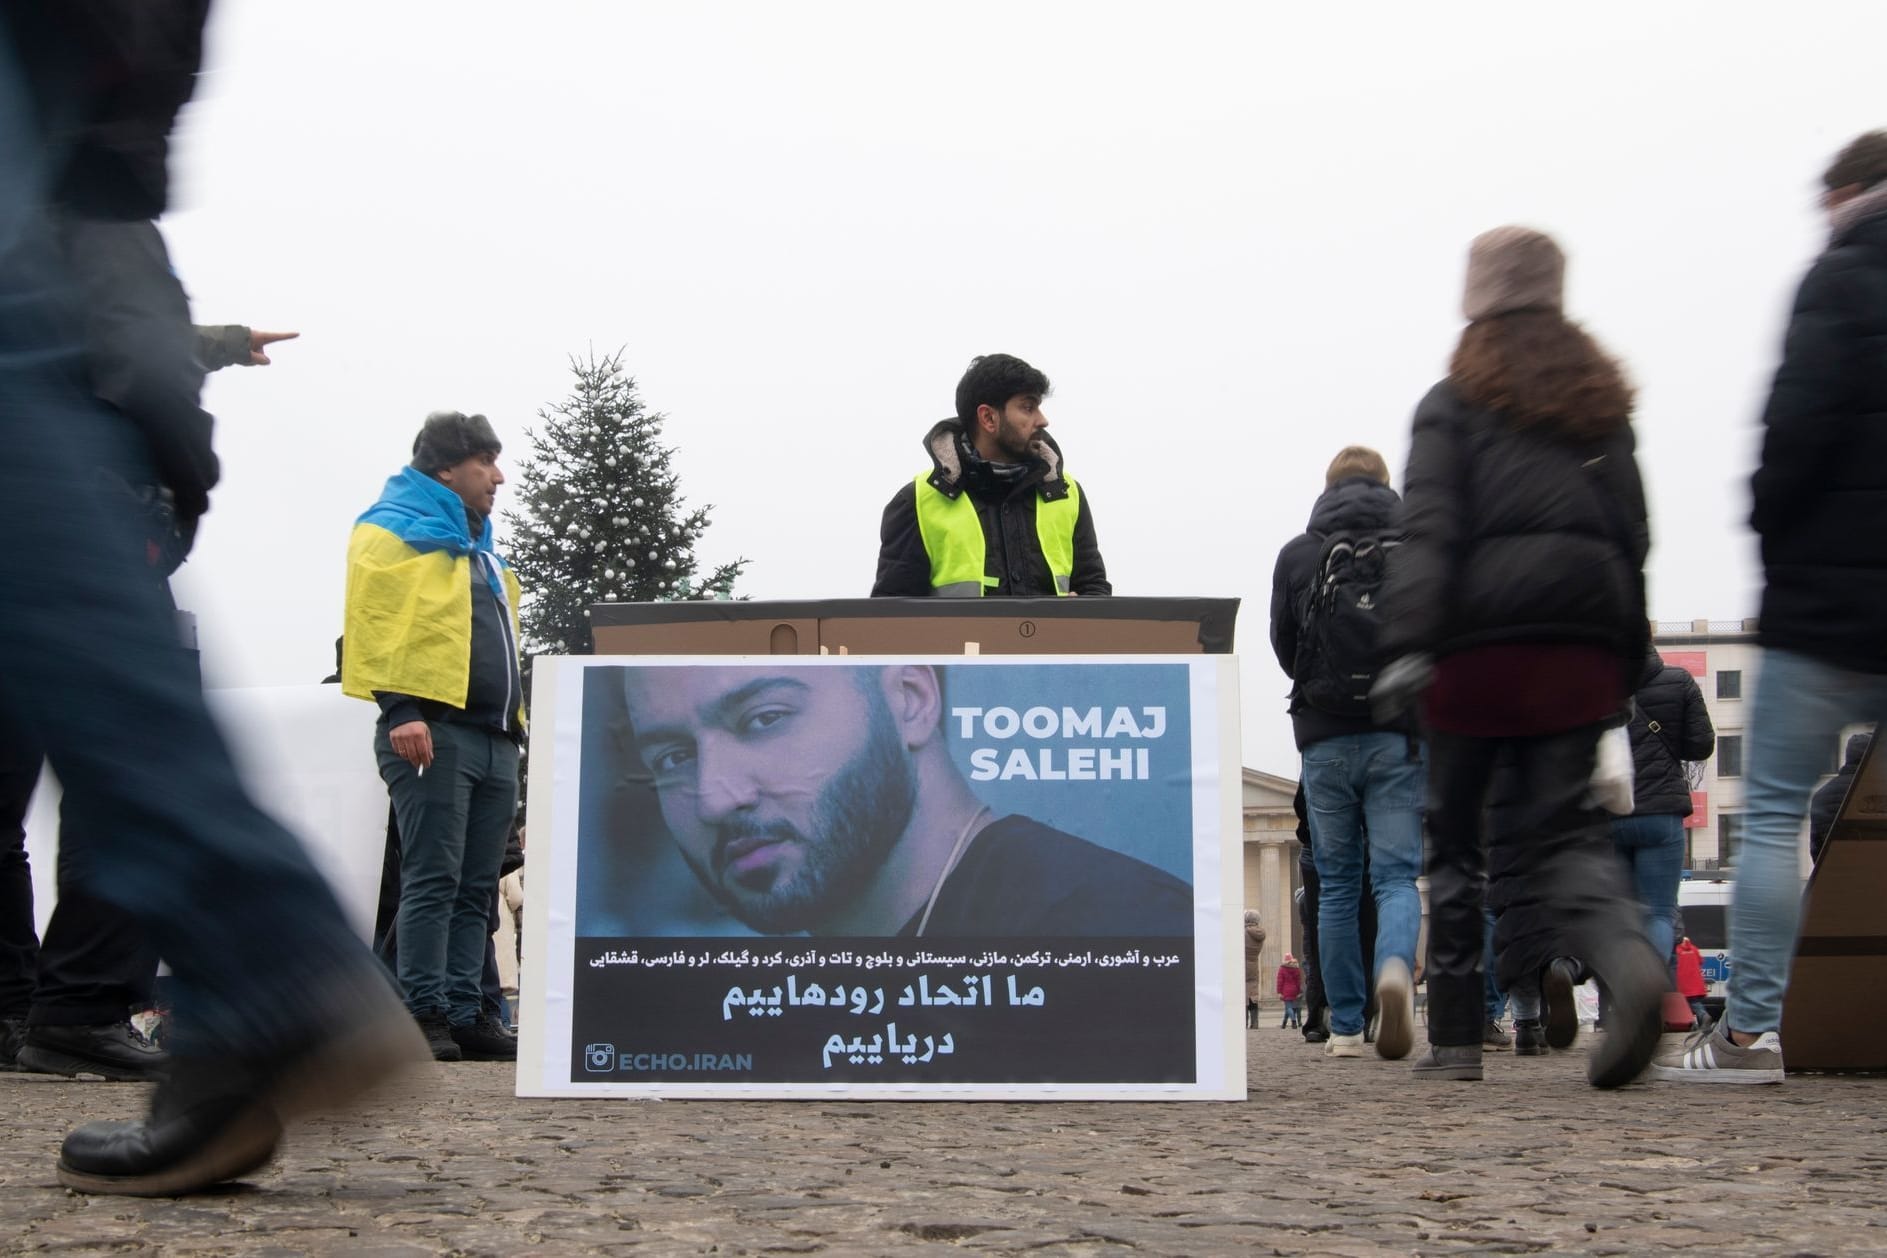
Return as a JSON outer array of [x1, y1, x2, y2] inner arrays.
[[1663, 651, 1707, 678], [1685, 791, 1709, 829]]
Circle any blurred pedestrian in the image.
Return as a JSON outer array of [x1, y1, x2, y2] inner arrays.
[[0, 2, 423, 1195], [1372, 226, 1667, 1087], [1657, 131, 1887, 1084]]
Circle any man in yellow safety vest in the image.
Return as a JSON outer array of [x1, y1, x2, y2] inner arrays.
[[871, 353, 1110, 598]]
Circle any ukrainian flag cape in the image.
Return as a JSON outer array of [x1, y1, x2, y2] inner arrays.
[[341, 466, 522, 716]]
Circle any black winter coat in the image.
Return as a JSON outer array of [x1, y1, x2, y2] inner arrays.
[[1625, 650, 1715, 816], [872, 422, 1110, 598], [1269, 476, 1404, 749], [1377, 380, 1649, 680], [1752, 204, 1887, 674], [1810, 732, 1873, 863]]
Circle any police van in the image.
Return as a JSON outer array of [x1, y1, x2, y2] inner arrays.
[[1676, 877, 1733, 1015]]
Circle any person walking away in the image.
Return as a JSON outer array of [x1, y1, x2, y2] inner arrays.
[[1656, 132, 1887, 1084], [1371, 226, 1668, 1088], [1270, 447, 1423, 1062], [1277, 953, 1305, 1028]]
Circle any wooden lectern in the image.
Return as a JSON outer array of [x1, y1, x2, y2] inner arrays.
[[589, 596, 1239, 657]]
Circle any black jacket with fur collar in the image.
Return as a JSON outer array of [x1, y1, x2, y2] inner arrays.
[[871, 420, 1111, 598], [1752, 195, 1887, 672], [1377, 379, 1649, 674]]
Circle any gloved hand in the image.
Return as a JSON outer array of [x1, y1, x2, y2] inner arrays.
[[1370, 653, 1435, 725]]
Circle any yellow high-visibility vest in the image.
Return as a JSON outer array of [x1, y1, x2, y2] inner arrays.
[[912, 473, 1079, 597]]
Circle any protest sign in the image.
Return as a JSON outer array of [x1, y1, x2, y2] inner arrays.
[[519, 655, 1244, 1099]]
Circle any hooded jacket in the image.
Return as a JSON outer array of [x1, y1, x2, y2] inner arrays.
[[871, 420, 1110, 598], [1810, 731, 1873, 862], [343, 467, 525, 736], [1625, 650, 1715, 816], [1269, 476, 1405, 749], [1377, 379, 1649, 681], [1752, 190, 1887, 673]]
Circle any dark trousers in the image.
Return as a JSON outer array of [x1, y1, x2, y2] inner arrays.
[[0, 97, 374, 1058], [376, 721, 517, 1024], [1425, 724, 1647, 1047], [1297, 852, 1376, 1035], [2, 718, 162, 1030]]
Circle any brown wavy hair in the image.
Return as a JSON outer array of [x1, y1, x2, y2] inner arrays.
[[1449, 310, 1634, 440]]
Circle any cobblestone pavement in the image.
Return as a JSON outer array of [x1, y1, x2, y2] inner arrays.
[[3, 1022, 1884, 1256]]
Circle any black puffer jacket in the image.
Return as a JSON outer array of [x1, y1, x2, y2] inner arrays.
[[1625, 649, 1715, 816], [1377, 380, 1649, 678], [1269, 476, 1404, 749], [871, 421, 1110, 598], [1810, 732, 1873, 862], [1752, 198, 1887, 674]]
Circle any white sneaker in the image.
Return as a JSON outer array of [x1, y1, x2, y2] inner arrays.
[[1375, 958, 1415, 1061], [1651, 1024, 1784, 1084], [1325, 1033, 1366, 1059]]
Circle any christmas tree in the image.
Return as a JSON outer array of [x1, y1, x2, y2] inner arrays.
[[504, 351, 745, 655]]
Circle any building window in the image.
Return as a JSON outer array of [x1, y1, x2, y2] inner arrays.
[[1716, 670, 1741, 700], [1719, 813, 1745, 868], [1717, 734, 1743, 778]]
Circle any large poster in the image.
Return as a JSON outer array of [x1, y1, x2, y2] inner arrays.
[[519, 655, 1244, 1099]]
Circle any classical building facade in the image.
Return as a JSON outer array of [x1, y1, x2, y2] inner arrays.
[[1241, 768, 1302, 983]]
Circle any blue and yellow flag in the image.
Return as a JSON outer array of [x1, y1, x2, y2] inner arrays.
[[341, 467, 521, 715]]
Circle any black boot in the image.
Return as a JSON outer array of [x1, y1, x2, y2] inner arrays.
[[1587, 941, 1665, 1089], [1540, 957, 1582, 1050], [18, 1020, 168, 1081], [1513, 1018, 1547, 1056], [413, 1010, 462, 1062], [449, 1011, 516, 1062]]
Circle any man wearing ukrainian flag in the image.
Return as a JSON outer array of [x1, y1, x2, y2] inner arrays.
[[343, 412, 524, 1063]]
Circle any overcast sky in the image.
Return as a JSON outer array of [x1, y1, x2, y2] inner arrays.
[[162, 0, 1886, 778]]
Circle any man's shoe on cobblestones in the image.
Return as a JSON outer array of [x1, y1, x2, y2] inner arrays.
[[56, 969, 430, 1196], [1303, 1026, 1329, 1044], [1587, 941, 1664, 1089], [0, 1015, 26, 1070], [1541, 957, 1581, 1050], [1482, 1020, 1513, 1051], [1411, 1043, 1483, 1081], [450, 1012, 517, 1061], [1374, 958, 1414, 1061], [1325, 1033, 1365, 1058], [1651, 1024, 1784, 1085], [1513, 1018, 1547, 1055], [414, 1011, 463, 1062], [18, 1021, 167, 1081]]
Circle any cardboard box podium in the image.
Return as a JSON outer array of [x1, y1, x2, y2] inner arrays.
[[589, 596, 1240, 657], [1782, 735, 1887, 1070]]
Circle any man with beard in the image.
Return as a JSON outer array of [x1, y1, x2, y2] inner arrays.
[[621, 664, 1189, 936], [871, 353, 1111, 598]]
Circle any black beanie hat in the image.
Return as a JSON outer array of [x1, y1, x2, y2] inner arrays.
[[411, 410, 501, 474]]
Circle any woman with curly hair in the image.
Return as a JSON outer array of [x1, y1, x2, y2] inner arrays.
[[1370, 227, 1668, 1088]]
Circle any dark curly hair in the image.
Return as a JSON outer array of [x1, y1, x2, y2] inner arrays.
[[954, 353, 1050, 426], [1449, 311, 1634, 441], [1825, 130, 1887, 193]]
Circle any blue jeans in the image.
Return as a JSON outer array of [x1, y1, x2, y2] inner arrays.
[[1731, 649, 1887, 1033], [1302, 732, 1425, 1037], [0, 39, 371, 1058], [1610, 813, 1685, 975], [1483, 909, 1508, 1022], [377, 722, 518, 1025]]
